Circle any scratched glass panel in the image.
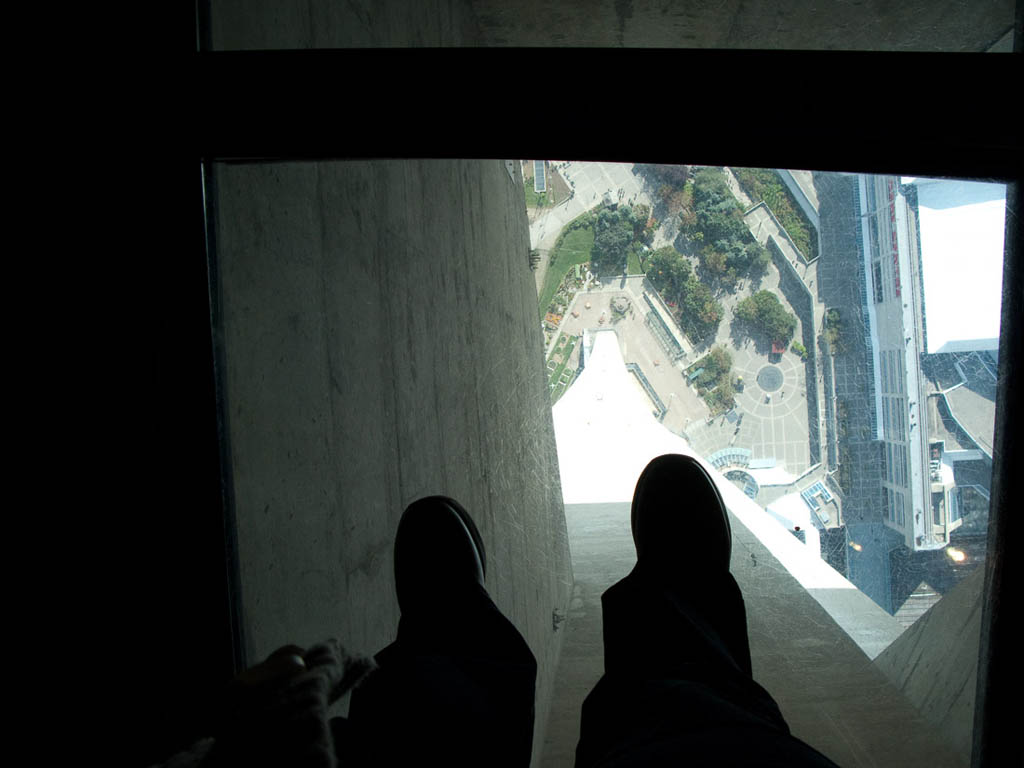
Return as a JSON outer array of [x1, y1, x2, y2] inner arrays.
[[534, 162, 1005, 766]]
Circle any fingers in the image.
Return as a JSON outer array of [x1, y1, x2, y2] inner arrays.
[[235, 645, 308, 687], [303, 639, 378, 705], [232, 639, 376, 707]]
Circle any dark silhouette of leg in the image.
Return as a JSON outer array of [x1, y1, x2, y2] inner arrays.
[[340, 497, 537, 768], [576, 455, 839, 767]]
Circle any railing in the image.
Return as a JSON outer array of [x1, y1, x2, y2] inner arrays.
[[625, 362, 667, 419]]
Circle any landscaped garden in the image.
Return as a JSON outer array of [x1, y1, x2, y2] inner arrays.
[[685, 168, 772, 289], [538, 201, 654, 323], [588, 203, 653, 277], [645, 245, 723, 343], [685, 345, 736, 415], [731, 168, 819, 261], [546, 332, 579, 404], [538, 215, 595, 321]]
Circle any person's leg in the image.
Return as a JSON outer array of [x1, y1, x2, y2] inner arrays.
[[341, 497, 537, 768], [591, 562, 792, 730], [576, 455, 837, 767], [602, 454, 754, 683]]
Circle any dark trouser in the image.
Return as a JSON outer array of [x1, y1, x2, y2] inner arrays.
[[575, 563, 840, 767], [338, 582, 538, 767], [338, 566, 837, 768]]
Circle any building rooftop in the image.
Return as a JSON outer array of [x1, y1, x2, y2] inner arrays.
[[902, 178, 1006, 355], [943, 385, 996, 457]]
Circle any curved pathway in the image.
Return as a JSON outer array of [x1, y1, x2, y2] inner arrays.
[[530, 161, 654, 293]]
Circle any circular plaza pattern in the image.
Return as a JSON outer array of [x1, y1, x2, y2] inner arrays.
[[756, 365, 784, 393], [683, 337, 812, 477]]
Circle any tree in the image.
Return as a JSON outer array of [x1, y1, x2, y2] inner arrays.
[[692, 168, 732, 206], [640, 164, 691, 186], [824, 308, 845, 353], [707, 378, 736, 413], [647, 246, 692, 299], [744, 241, 771, 275], [632, 203, 651, 232], [692, 345, 735, 414], [701, 208, 747, 244], [735, 290, 797, 345], [590, 206, 634, 275], [678, 278, 723, 340], [706, 345, 733, 378], [699, 245, 740, 289]]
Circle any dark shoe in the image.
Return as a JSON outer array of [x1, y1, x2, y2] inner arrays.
[[394, 495, 486, 616], [631, 454, 732, 584]]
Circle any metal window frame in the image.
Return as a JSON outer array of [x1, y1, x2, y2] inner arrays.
[[190, 43, 1020, 768]]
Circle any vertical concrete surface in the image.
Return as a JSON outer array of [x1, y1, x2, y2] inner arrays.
[[208, 0, 1013, 52], [210, 0, 479, 48], [873, 564, 985, 765], [213, 159, 573, 766]]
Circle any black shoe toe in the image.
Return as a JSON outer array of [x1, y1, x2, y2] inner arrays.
[[631, 454, 732, 582], [394, 496, 486, 616]]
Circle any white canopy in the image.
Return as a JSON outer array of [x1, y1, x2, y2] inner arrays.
[[904, 178, 1006, 354]]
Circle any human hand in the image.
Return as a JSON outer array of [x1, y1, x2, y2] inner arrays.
[[205, 640, 375, 768]]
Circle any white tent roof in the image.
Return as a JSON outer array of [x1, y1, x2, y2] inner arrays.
[[552, 329, 693, 504], [904, 178, 1006, 354]]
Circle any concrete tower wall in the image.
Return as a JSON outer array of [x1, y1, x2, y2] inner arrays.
[[212, 159, 572, 764], [209, 0, 1013, 51]]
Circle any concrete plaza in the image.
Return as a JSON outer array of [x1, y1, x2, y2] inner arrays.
[[555, 271, 813, 477], [685, 337, 813, 475], [555, 276, 705, 438]]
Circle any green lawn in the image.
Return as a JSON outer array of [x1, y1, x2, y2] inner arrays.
[[538, 222, 595, 319], [627, 248, 644, 276], [525, 185, 549, 209]]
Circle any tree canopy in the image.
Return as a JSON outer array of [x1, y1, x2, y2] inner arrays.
[[644, 245, 722, 341], [590, 205, 636, 276], [638, 163, 691, 187], [691, 345, 736, 414], [734, 290, 797, 345], [589, 204, 654, 276], [647, 246, 692, 297], [684, 169, 769, 287]]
